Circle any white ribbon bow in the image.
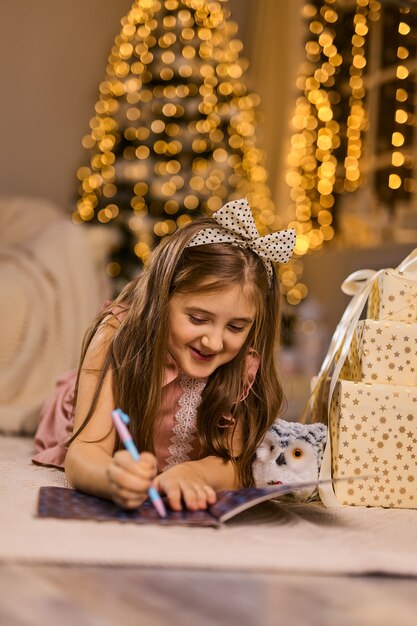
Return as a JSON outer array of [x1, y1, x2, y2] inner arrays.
[[187, 198, 296, 282]]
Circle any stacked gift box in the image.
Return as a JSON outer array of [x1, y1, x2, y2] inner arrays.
[[330, 264, 417, 509]]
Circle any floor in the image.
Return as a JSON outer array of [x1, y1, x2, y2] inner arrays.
[[0, 565, 415, 626]]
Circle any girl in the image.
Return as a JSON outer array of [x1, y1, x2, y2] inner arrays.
[[33, 199, 295, 512]]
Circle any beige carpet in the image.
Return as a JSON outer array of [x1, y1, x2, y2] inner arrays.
[[1, 435, 416, 575]]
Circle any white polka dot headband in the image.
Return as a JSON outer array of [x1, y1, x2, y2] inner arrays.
[[186, 198, 296, 283]]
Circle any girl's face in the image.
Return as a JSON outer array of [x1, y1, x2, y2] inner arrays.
[[167, 283, 256, 379]]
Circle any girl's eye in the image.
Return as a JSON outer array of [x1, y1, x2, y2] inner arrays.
[[292, 448, 303, 459], [228, 325, 245, 333], [189, 316, 206, 325]]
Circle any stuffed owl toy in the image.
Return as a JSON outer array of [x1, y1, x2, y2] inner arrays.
[[252, 419, 327, 502]]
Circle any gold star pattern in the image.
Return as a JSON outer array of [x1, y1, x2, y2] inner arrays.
[[330, 380, 417, 509], [341, 319, 417, 386], [367, 270, 417, 323]]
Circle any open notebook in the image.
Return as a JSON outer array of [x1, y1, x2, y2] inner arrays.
[[38, 480, 340, 528]]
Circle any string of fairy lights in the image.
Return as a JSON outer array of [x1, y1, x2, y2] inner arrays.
[[284, 0, 342, 305], [283, 0, 411, 306], [389, 5, 412, 194], [343, 0, 370, 194], [73, 0, 279, 288]]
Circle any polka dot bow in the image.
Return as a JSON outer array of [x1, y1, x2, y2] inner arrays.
[[187, 198, 296, 283]]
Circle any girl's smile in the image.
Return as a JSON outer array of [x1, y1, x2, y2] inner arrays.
[[167, 284, 256, 378], [190, 347, 216, 361]]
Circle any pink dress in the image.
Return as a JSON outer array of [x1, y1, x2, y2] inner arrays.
[[33, 352, 259, 472]]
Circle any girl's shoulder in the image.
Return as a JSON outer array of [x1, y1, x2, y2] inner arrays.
[[101, 301, 129, 325], [97, 302, 129, 337]]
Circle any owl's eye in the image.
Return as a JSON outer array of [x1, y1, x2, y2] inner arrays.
[[292, 448, 303, 459], [269, 445, 275, 452]]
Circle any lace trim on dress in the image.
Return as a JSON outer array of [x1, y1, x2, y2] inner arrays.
[[165, 372, 206, 469]]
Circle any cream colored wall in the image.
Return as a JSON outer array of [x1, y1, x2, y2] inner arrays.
[[0, 0, 133, 211]]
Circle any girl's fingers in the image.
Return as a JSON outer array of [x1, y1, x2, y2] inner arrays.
[[107, 452, 160, 510], [166, 482, 216, 511], [110, 457, 216, 512], [113, 494, 144, 510], [108, 465, 149, 491], [137, 451, 158, 471], [108, 472, 151, 509], [113, 450, 157, 476], [112, 484, 146, 501], [112, 452, 157, 486], [181, 484, 209, 510], [107, 462, 155, 494], [203, 485, 217, 505], [162, 482, 183, 511]]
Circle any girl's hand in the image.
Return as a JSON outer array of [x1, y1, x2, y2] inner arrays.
[[154, 462, 217, 511], [106, 450, 158, 509]]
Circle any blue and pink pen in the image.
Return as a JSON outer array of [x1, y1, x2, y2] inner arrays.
[[111, 408, 167, 518]]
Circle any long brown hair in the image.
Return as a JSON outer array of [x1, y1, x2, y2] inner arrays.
[[71, 216, 285, 487]]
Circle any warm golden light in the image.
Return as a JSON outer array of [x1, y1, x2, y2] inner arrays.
[[392, 151, 405, 167], [74, 0, 317, 300], [74, 0, 274, 262], [396, 88, 408, 102], [389, 174, 402, 189], [395, 109, 408, 124], [396, 65, 409, 80], [389, 8, 411, 193], [398, 21, 410, 35], [284, 0, 391, 301]]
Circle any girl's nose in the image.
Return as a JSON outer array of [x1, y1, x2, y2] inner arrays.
[[201, 330, 223, 352]]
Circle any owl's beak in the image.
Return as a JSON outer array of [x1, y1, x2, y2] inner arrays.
[[275, 452, 286, 466]]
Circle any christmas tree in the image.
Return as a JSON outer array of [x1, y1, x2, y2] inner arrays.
[[73, 0, 280, 292]]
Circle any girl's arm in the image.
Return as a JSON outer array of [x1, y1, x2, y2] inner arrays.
[[154, 421, 243, 511], [65, 322, 157, 508]]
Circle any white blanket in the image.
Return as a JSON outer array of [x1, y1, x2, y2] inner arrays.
[[1, 436, 416, 575], [0, 197, 104, 434]]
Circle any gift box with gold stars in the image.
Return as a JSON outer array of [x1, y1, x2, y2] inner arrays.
[[368, 269, 417, 323], [330, 379, 417, 509], [340, 319, 417, 386]]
